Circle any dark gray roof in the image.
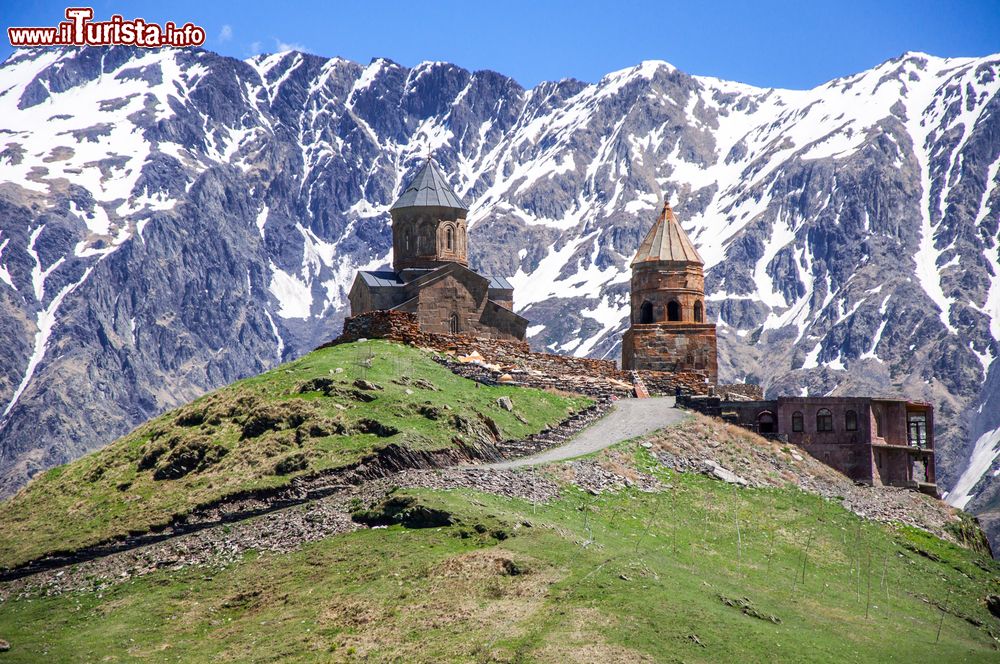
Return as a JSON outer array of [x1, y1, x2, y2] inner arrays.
[[391, 158, 469, 211], [358, 270, 404, 288], [358, 270, 513, 290], [487, 275, 514, 290]]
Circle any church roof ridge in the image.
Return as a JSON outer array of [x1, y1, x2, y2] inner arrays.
[[631, 200, 703, 266], [390, 157, 469, 211]]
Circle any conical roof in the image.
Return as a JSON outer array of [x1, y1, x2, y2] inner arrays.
[[390, 158, 468, 211], [631, 200, 703, 266]]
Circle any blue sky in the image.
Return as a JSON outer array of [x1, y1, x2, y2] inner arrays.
[[3, 0, 999, 88]]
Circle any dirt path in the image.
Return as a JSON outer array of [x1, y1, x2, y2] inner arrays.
[[484, 396, 685, 469]]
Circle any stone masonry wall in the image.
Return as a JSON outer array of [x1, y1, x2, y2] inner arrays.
[[325, 310, 714, 397], [622, 323, 718, 383]]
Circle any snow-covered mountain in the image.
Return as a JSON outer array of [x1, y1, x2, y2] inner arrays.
[[0, 46, 998, 539]]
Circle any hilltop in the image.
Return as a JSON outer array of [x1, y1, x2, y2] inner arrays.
[[0, 340, 590, 569], [0, 339, 997, 661]]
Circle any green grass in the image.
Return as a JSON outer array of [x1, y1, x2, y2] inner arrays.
[[0, 341, 590, 568], [1, 444, 996, 663]]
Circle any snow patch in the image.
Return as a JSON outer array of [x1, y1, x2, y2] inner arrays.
[[264, 310, 285, 359], [947, 425, 1000, 509], [268, 262, 313, 319]]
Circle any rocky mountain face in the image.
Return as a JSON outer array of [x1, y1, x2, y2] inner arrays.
[[0, 46, 998, 530]]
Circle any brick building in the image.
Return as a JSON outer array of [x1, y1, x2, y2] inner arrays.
[[348, 158, 528, 340], [703, 396, 937, 493], [621, 201, 718, 383]]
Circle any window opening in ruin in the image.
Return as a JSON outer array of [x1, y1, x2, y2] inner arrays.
[[791, 411, 804, 432], [907, 412, 928, 448], [693, 300, 704, 323], [757, 411, 776, 434], [875, 410, 885, 438], [817, 408, 834, 432], [667, 300, 681, 321], [845, 409, 858, 431], [449, 313, 460, 334], [640, 301, 654, 324]]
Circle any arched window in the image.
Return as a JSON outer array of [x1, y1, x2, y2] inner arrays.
[[446, 226, 454, 251], [639, 301, 654, 324], [757, 411, 776, 434], [449, 313, 460, 334], [693, 300, 704, 323], [845, 410, 858, 431], [667, 300, 681, 321], [817, 408, 834, 432], [404, 229, 412, 252], [791, 411, 804, 432]]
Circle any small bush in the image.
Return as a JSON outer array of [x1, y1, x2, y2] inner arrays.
[[351, 495, 453, 528], [273, 452, 309, 475], [241, 400, 318, 439], [355, 419, 400, 437], [152, 438, 229, 480]]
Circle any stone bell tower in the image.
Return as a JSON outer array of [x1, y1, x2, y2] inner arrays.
[[390, 157, 468, 272], [621, 200, 718, 383]]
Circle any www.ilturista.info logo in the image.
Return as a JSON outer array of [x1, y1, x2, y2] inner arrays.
[[8, 7, 206, 48]]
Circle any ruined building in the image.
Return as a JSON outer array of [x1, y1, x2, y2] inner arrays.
[[621, 201, 718, 383], [348, 158, 528, 341], [708, 396, 937, 494]]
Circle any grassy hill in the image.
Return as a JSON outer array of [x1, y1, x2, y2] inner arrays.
[[0, 439, 997, 662], [0, 340, 996, 662], [0, 341, 590, 568]]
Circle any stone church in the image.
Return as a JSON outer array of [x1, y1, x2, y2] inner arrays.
[[348, 159, 528, 340], [621, 200, 718, 383]]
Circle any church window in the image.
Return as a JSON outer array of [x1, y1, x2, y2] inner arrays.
[[817, 408, 834, 432], [845, 409, 858, 431], [449, 313, 460, 334], [694, 300, 704, 323], [446, 226, 454, 251], [404, 230, 412, 252], [639, 301, 653, 324], [667, 300, 681, 321]]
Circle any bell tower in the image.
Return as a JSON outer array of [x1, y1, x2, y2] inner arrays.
[[390, 157, 469, 272], [621, 200, 717, 382]]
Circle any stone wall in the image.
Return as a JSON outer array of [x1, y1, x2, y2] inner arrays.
[[639, 371, 715, 396], [718, 383, 764, 400], [330, 309, 531, 353], [621, 323, 718, 383], [350, 267, 526, 341], [326, 310, 718, 398], [630, 261, 706, 325], [391, 205, 468, 271]]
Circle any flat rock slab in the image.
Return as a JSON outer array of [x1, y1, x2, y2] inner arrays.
[[485, 397, 685, 469]]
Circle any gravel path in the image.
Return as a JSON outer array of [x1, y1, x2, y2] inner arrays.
[[484, 396, 685, 469]]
